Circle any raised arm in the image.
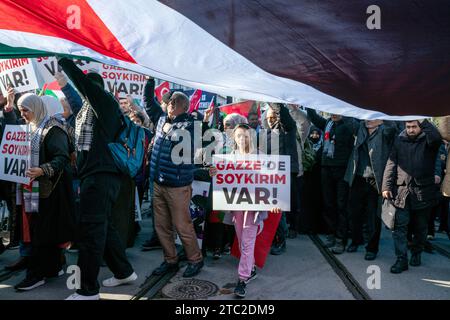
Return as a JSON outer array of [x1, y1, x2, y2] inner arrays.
[[420, 119, 442, 148], [143, 78, 164, 127], [306, 108, 327, 131], [56, 72, 83, 118]]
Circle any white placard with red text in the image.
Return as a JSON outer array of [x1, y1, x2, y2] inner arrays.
[[0, 58, 40, 95], [212, 154, 290, 211], [0, 125, 31, 184], [34, 57, 147, 100]]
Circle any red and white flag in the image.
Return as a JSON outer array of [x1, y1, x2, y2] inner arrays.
[[0, 0, 448, 119], [154, 81, 170, 103], [208, 97, 215, 109], [188, 89, 202, 113]]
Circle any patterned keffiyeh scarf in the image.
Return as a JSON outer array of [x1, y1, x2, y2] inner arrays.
[[16, 115, 50, 213], [75, 99, 95, 151]]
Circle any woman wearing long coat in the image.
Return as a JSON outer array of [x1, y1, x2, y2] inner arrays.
[[14, 93, 75, 291]]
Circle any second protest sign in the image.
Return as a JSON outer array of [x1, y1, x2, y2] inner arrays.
[[212, 154, 290, 211]]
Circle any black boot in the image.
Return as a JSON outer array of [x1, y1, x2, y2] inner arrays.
[[183, 260, 204, 278], [410, 252, 421, 266], [324, 234, 336, 248], [152, 261, 179, 276], [331, 238, 345, 254], [390, 258, 408, 274], [270, 240, 286, 255], [346, 242, 359, 253], [364, 251, 377, 261]]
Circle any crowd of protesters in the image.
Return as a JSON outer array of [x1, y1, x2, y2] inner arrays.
[[0, 58, 449, 299]]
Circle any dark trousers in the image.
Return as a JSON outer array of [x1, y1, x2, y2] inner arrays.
[[348, 176, 382, 253], [0, 181, 19, 244], [321, 166, 350, 240], [205, 222, 235, 251], [286, 175, 302, 232], [145, 181, 158, 242], [28, 246, 62, 279], [302, 165, 326, 234], [428, 196, 449, 235], [111, 176, 136, 248], [273, 174, 300, 245], [77, 173, 134, 296], [440, 197, 449, 231], [273, 212, 288, 245], [393, 202, 431, 259]]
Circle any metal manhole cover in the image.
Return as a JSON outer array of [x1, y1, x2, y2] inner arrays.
[[162, 279, 219, 299]]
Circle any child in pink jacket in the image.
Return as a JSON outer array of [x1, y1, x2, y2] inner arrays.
[[210, 123, 281, 298]]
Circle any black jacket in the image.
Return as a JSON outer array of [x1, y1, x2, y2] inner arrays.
[[263, 104, 300, 173], [59, 58, 123, 179], [344, 121, 399, 193], [307, 109, 357, 167], [382, 120, 442, 209], [33, 124, 75, 246]]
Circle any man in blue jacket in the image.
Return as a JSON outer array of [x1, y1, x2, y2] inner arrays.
[[148, 91, 204, 277]]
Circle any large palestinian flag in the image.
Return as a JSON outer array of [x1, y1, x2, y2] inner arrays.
[[0, 0, 449, 119]]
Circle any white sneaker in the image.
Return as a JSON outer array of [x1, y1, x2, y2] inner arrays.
[[65, 293, 100, 300], [102, 272, 138, 287]]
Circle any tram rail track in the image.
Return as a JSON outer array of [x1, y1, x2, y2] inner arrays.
[[431, 242, 450, 259], [131, 248, 186, 300], [309, 234, 371, 300]]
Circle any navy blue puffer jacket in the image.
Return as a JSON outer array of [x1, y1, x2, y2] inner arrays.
[[150, 113, 196, 187]]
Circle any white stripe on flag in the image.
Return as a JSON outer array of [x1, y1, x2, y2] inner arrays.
[[0, 6, 426, 121]]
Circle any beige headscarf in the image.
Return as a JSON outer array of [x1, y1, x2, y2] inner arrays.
[[17, 93, 48, 131]]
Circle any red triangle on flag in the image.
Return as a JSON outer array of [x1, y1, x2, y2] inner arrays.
[[0, 0, 135, 63], [45, 81, 61, 91]]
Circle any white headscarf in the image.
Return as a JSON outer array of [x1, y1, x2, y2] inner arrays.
[[17, 93, 48, 132]]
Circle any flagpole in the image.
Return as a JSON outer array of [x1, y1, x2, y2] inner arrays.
[[213, 96, 220, 129]]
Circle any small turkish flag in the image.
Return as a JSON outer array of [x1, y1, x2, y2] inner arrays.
[[154, 81, 170, 103], [188, 89, 202, 113]]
